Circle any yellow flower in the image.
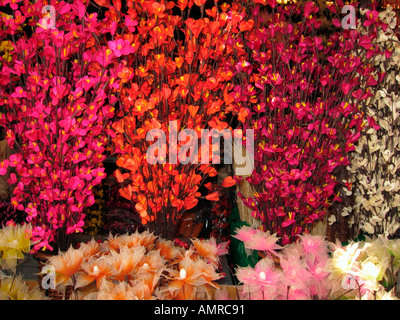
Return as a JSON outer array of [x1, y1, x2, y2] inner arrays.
[[0, 275, 47, 300], [0, 224, 32, 272], [0, 40, 13, 62]]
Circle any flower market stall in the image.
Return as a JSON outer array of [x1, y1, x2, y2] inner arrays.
[[0, 0, 400, 302]]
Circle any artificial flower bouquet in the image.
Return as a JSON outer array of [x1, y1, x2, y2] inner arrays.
[[338, 5, 400, 238], [0, 0, 126, 252], [0, 222, 47, 300], [231, 225, 399, 300], [110, 0, 240, 239], [230, 0, 386, 245], [44, 230, 229, 300]]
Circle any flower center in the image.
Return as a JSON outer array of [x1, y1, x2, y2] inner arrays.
[[142, 263, 149, 271], [93, 265, 100, 275], [179, 268, 187, 280]]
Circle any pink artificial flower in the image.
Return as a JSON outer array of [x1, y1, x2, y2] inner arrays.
[[0, 159, 9, 175], [232, 226, 257, 243], [236, 258, 282, 300], [108, 39, 134, 57], [244, 230, 281, 255], [66, 219, 85, 234], [299, 234, 328, 259], [279, 246, 312, 296]]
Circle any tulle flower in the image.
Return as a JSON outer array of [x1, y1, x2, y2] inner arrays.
[[0, 275, 48, 300], [233, 226, 281, 255], [75, 255, 114, 289], [236, 257, 282, 299], [299, 234, 329, 259], [47, 246, 84, 289], [232, 226, 257, 243], [0, 223, 33, 271], [164, 255, 208, 300], [85, 279, 138, 300], [107, 245, 146, 281], [191, 237, 228, 266]]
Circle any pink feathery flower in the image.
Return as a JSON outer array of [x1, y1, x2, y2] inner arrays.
[[244, 230, 281, 255], [280, 250, 312, 291], [253, 258, 282, 287], [236, 258, 282, 300], [299, 234, 329, 259], [232, 226, 257, 243]]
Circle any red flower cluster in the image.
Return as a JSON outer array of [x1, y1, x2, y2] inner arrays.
[[227, 1, 386, 244], [0, 0, 126, 251], [111, 0, 240, 239]]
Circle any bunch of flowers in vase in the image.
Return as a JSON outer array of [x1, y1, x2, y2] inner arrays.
[[227, 0, 385, 244], [110, 0, 239, 239], [337, 5, 400, 238], [0, 0, 126, 252]]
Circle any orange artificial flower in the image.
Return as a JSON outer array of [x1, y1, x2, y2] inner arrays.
[[208, 116, 228, 132], [93, 280, 137, 300], [222, 176, 236, 188], [164, 255, 205, 300], [114, 169, 129, 183], [175, 56, 184, 69], [47, 246, 84, 289], [239, 19, 254, 32], [75, 256, 114, 289], [183, 196, 198, 210], [205, 191, 219, 201], [93, 0, 109, 8], [78, 239, 101, 261], [188, 105, 199, 118], [238, 107, 250, 123], [155, 239, 184, 262], [108, 245, 146, 281]]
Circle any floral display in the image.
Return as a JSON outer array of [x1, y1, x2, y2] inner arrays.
[[229, 0, 386, 244], [110, 0, 240, 239], [0, 0, 126, 252], [0, 0, 400, 302], [232, 225, 399, 300], [44, 230, 228, 300], [337, 5, 400, 238]]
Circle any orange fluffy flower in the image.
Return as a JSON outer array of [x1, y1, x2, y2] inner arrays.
[[47, 246, 84, 289], [191, 237, 228, 267], [75, 256, 114, 289], [155, 239, 184, 262], [108, 245, 146, 281], [164, 255, 205, 300]]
